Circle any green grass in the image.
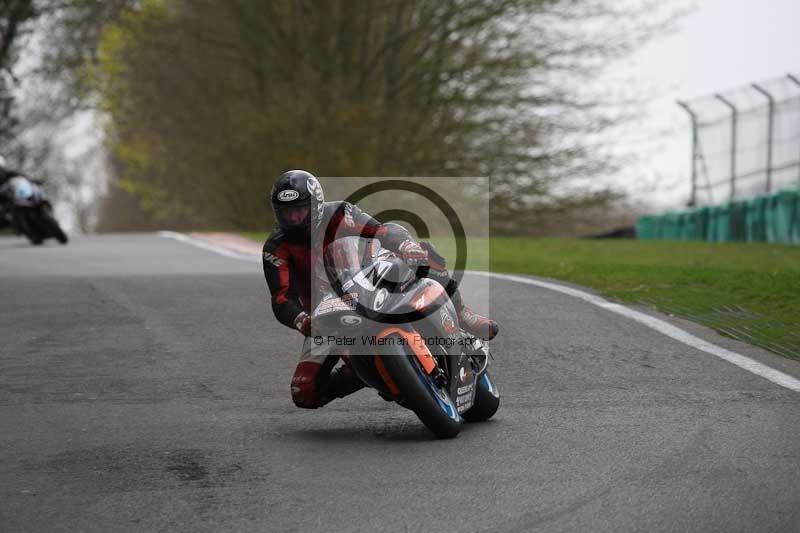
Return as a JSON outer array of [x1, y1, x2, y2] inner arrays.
[[491, 238, 800, 359], [243, 232, 800, 359]]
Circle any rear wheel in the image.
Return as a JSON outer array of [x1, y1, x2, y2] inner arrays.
[[379, 340, 462, 438], [15, 210, 42, 245]]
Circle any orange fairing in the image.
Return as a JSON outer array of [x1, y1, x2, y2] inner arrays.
[[376, 327, 437, 375], [374, 356, 400, 395]]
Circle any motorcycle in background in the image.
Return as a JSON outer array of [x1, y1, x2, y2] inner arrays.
[[0, 176, 68, 245]]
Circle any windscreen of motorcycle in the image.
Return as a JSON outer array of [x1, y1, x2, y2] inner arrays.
[[322, 237, 363, 287]]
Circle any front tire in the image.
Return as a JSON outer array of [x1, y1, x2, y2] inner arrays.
[[462, 373, 500, 422], [44, 213, 68, 244], [379, 341, 462, 438]]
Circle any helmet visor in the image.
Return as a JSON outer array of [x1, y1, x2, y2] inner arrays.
[[275, 204, 310, 228]]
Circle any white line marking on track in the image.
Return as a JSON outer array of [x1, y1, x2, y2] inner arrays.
[[160, 231, 800, 393], [473, 272, 800, 393], [159, 231, 259, 261]]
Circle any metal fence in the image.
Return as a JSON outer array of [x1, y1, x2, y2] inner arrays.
[[678, 74, 800, 207]]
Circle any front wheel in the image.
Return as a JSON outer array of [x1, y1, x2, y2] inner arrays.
[[45, 213, 68, 244], [40, 205, 68, 244], [379, 341, 462, 438], [462, 373, 500, 422]]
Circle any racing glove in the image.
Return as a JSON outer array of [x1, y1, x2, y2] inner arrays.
[[398, 239, 429, 266], [294, 312, 311, 337]]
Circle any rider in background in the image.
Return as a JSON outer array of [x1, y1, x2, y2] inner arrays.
[[262, 170, 498, 409], [0, 155, 21, 229]]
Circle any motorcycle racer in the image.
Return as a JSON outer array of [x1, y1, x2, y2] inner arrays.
[[262, 170, 498, 409]]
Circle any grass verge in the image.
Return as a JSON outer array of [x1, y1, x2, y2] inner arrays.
[[490, 238, 800, 360], [244, 232, 800, 360]]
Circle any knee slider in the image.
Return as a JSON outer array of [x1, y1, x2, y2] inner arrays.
[[291, 361, 325, 409], [291, 382, 322, 409]]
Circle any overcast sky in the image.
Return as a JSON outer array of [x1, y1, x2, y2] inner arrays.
[[616, 0, 800, 209]]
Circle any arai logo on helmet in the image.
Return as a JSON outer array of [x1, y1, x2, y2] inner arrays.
[[277, 190, 299, 202]]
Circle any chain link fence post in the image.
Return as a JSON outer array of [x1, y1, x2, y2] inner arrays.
[[787, 74, 800, 186], [715, 94, 738, 201], [677, 100, 698, 206], [751, 83, 775, 194]]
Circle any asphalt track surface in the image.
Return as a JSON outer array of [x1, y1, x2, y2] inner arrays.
[[1, 233, 799, 532]]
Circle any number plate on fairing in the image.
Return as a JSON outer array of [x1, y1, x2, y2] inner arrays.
[[450, 353, 477, 414], [314, 293, 358, 316]]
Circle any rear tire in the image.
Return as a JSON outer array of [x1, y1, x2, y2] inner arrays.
[[462, 373, 500, 422], [379, 341, 462, 439], [16, 210, 42, 245]]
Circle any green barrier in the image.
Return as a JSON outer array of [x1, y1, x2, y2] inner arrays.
[[746, 196, 767, 242], [661, 212, 681, 240], [678, 212, 693, 240], [730, 201, 747, 242], [769, 190, 798, 244], [637, 188, 799, 245], [704, 208, 717, 240], [793, 195, 800, 245], [765, 195, 779, 243], [693, 207, 710, 240], [710, 204, 731, 242], [635, 215, 657, 240]]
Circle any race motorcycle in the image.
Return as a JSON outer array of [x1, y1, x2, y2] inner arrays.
[[312, 237, 499, 438], [0, 176, 68, 245]]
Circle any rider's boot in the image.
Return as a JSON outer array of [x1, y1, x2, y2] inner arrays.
[[457, 305, 499, 341], [437, 279, 499, 341], [419, 242, 498, 341]]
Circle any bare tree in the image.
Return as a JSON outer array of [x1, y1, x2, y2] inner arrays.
[[83, 0, 678, 232], [0, 1, 134, 230], [0, 0, 37, 147]]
